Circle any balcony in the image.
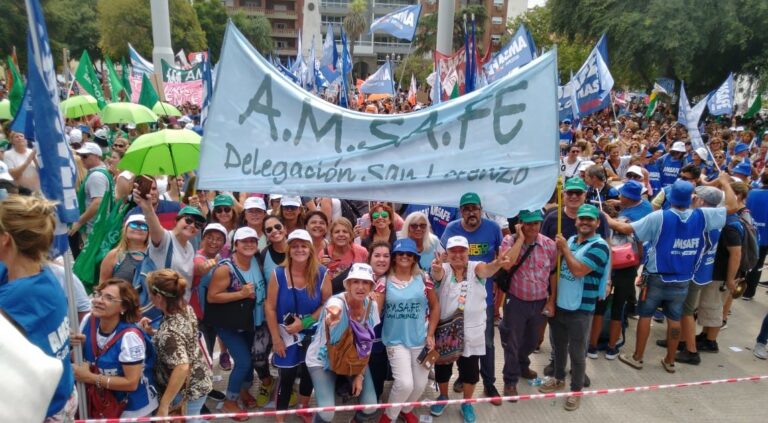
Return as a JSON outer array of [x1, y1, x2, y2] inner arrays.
[[271, 28, 298, 38], [227, 5, 297, 19], [276, 47, 298, 56]]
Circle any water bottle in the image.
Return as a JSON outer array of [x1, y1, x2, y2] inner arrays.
[[527, 377, 543, 386]]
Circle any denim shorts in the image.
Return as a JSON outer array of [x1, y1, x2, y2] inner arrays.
[[637, 274, 689, 321]]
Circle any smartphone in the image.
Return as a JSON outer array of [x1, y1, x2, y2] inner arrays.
[[357, 216, 370, 230], [136, 175, 154, 200]]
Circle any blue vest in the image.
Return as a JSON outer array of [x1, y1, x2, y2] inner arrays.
[[653, 209, 707, 282], [273, 265, 325, 367], [659, 154, 683, 187], [83, 318, 157, 416], [692, 229, 721, 285], [645, 161, 662, 193], [382, 273, 429, 348], [747, 188, 768, 246]]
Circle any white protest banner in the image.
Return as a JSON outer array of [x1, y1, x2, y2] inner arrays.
[[198, 23, 560, 216]]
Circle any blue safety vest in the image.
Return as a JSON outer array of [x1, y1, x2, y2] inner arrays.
[[653, 209, 707, 282], [659, 154, 683, 188], [645, 161, 662, 193], [692, 229, 721, 285]]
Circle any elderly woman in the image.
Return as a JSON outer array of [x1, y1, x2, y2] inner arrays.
[[306, 263, 379, 423], [361, 203, 397, 249], [399, 212, 445, 271], [145, 269, 213, 422], [326, 217, 369, 294], [428, 236, 508, 421], [99, 214, 150, 283], [265, 230, 330, 423], [376, 238, 440, 423], [74, 279, 158, 418]]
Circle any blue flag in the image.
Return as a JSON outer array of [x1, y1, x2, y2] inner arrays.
[[321, 24, 337, 69], [571, 33, 613, 116], [430, 62, 442, 105], [9, 85, 34, 140], [484, 24, 536, 84], [129, 42, 154, 75], [201, 50, 214, 129], [24, 0, 80, 256], [707, 73, 734, 116], [340, 29, 353, 76], [360, 61, 394, 95], [369, 4, 421, 41], [277, 62, 301, 85], [656, 77, 675, 95], [678, 82, 690, 126]]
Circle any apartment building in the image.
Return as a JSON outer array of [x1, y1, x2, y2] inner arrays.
[[222, 0, 305, 61]]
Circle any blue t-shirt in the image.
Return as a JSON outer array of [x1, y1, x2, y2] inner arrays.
[[441, 218, 502, 306], [619, 200, 653, 222], [0, 263, 74, 417], [746, 188, 768, 246], [403, 204, 459, 239]]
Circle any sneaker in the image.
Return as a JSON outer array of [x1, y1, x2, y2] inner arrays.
[[520, 367, 538, 380], [656, 339, 686, 351], [758, 281, 768, 287], [653, 310, 665, 323], [256, 380, 274, 407], [219, 352, 232, 371], [618, 353, 643, 369], [429, 395, 449, 417], [543, 361, 554, 377], [503, 384, 518, 403], [538, 378, 566, 393], [398, 411, 418, 423], [721, 319, 728, 330], [460, 403, 476, 423], [675, 350, 701, 365], [484, 385, 502, 406], [377, 413, 392, 423], [605, 347, 620, 360], [754, 342, 768, 360], [697, 340, 719, 353], [742, 296, 754, 301], [453, 379, 463, 393], [289, 389, 298, 407], [583, 373, 591, 388], [661, 358, 676, 373], [564, 395, 581, 411], [587, 346, 599, 359], [207, 389, 226, 401]]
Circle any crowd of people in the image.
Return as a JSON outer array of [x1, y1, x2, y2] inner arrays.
[[1, 91, 768, 423]]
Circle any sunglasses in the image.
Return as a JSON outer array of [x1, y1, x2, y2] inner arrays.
[[715, 155, 724, 159], [372, 211, 390, 219], [409, 223, 427, 230], [565, 190, 584, 197], [282, 205, 299, 211], [627, 173, 643, 180], [183, 216, 205, 230], [265, 223, 284, 234], [214, 206, 232, 214], [394, 252, 415, 258], [127, 221, 149, 231]]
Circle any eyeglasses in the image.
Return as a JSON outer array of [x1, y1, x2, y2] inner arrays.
[[214, 206, 232, 214], [565, 190, 584, 197], [93, 291, 121, 304], [265, 223, 284, 234], [183, 216, 205, 230], [409, 223, 427, 230], [372, 211, 390, 219], [127, 221, 149, 231]]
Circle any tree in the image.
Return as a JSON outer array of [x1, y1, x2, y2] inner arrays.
[[194, 0, 229, 61], [394, 56, 432, 88], [343, 0, 368, 60], [231, 13, 274, 55], [45, 0, 100, 56], [413, 5, 489, 58]]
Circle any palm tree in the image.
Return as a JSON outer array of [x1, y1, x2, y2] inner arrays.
[[343, 0, 368, 64]]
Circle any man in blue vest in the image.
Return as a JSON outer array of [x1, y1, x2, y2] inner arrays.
[[605, 171, 737, 373], [744, 171, 768, 298], [652, 164, 701, 210]]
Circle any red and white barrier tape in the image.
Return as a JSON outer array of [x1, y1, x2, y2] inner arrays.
[[76, 374, 768, 422]]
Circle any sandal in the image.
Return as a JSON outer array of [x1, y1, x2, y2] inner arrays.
[[241, 392, 258, 409], [661, 358, 676, 374], [221, 401, 249, 422]]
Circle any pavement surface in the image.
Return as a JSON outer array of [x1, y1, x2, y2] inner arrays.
[[204, 276, 768, 422]]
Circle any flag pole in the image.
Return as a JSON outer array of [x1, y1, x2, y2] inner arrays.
[[611, 92, 621, 135], [397, 43, 413, 97], [556, 176, 563, 282]]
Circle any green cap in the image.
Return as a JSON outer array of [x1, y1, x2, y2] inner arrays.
[[178, 206, 205, 220], [576, 204, 600, 219], [563, 177, 587, 192], [0, 140, 9, 150], [459, 192, 481, 207], [213, 194, 234, 208], [518, 209, 543, 223]]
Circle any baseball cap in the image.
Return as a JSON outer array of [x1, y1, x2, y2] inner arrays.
[[563, 177, 587, 192], [626, 165, 644, 177], [577, 160, 595, 173], [203, 223, 227, 237], [446, 236, 470, 250], [619, 180, 643, 202], [0, 162, 12, 182], [694, 147, 709, 160], [75, 142, 102, 157], [576, 204, 600, 219], [124, 214, 147, 227], [732, 161, 752, 176], [287, 229, 312, 244], [79, 125, 91, 135], [94, 128, 108, 140], [178, 205, 206, 221], [68, 128, 83, 144], [392, 238, 420, 258], [671, 141, 687, 153], [518, 209, 544, 223], [734, 143, 749, 155], [459, 192, 481, 207], [244, 197, 267, 211], [281, 196, 302, 208], [669, 180, 694, 208], [213, 194, 234, 208], [233, 226, 259, 243], [125, 123, 136, 130], [179, 115, 192, 123], [694, 186, 724, 207], [344, 263, 376, 284]]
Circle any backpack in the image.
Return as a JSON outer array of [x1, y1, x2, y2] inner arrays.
[[132, 241, 174, 326], [726, 212, 760, 276], [197, 255, 265, 317]]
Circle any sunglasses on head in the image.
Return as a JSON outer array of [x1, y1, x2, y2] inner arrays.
[[214, 206, 232, 214], [265, 223, 284, 234], [372, 211, 390, 219], [127, 221, 149, 231], [409, 223, 427, 230], [183, 216, 205, 230]]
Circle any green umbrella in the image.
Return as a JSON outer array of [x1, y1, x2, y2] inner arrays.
[[100, 102, 159, 125], [152, 101, 182, 117], [118, 129, 201, 176], [0, 99, 11, 120], [59, 95, 100, 119]]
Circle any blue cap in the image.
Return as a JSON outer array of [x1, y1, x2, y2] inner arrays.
[[79, 124, 91, 134], [734, 143, 749, 155], [669, 180, 694, 208], [619, 180, 643, 201], [392, 238, 420, 258], [733, 161, 752, 176]]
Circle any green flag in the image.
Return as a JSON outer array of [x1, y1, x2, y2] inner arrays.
[[120, 57, 132, 98], [104, 56, 125, 102], [744, 93, 762, 119], [74, 50, 107, 108], [7, 56, 25, 116], [138, 73, 159, 109]]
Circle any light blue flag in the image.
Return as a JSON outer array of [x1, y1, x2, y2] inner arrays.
[[360, 61, 394, 95], [678, 82, 690, 126], [201, 50, 214, 129], [678, 82, 709, 150], [430, 63, 442, 105], [484, 24, 537, 84], [656, 77, 675, 95], [24, 0, 80, 257], [129, 42, 154, 75], [307, 37, 317, 92], [278, 62, 301, 85], [707, 73, 734, 116], [369, 4, 422, 41], [572, 33, 613, 116], [321, 23, 337, 69]]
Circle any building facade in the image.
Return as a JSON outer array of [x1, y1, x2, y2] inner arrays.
[[223, 0, 305, 60]]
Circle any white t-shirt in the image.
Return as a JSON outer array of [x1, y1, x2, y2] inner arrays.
[[3, 148, 40, 191], [148, 230, 196, 301], [560, 157, 583, 178]]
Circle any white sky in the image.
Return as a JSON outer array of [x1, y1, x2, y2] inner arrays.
[[529, 0, 546, 7]]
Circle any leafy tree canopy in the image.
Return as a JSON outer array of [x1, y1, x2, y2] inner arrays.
[[231, 13, 274, 55], [414, 4, 489, 57]]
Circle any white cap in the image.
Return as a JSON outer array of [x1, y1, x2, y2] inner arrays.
[[184, 123, 195, 130], [0, 161, 13, 181], [94, 128, 108, 139], [124, 214, 147, 227], [126, 123, 136, 130], [233, 226, 259, 242], [179, 115, 192, 123], [446, 235, 469, 250], [287, 229, 312, 244], [281, 196, 302, 207], [203, 222, 227, 237], [244, 196, 267, 211], [736, 126, 745, 132], [671, 141, 687, 152], [269, 194, 283, 201], [577, 160, 595, 172], [626, 165, 644, 177], [344, 263, 376, 284], [68, 128, 83, 144], [694, 147, 709, 159], [75, 142, 102, 157]]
